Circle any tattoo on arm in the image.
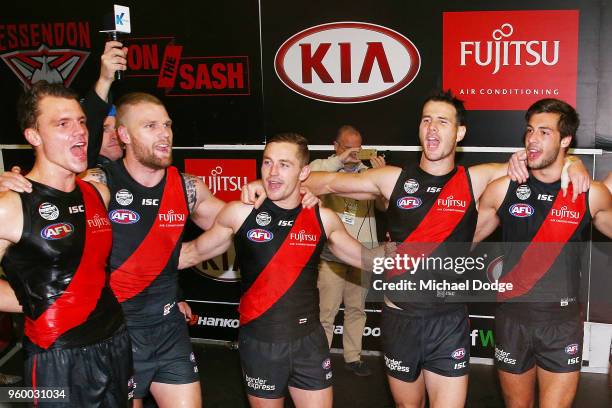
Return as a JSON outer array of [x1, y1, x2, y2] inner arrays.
[[183, 174, 198, 213], [87, 168, 107, 184]]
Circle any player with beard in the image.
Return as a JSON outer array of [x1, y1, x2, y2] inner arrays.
[[0, 81, 132, 406], [242, 90, 590, 408], [178, 133, 374, 408], [475, 98, 612, 408], [77, 92, 224, 408]]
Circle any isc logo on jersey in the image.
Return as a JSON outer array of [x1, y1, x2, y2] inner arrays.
[[247, 228, 273, 243], [41, 222, 74, 240], [109, 209, 141, 224], [509, 203, 534, 218], [397, 196, 422, 210]]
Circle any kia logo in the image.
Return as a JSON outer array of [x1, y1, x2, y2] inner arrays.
[[275, 22, 421, 103], [397, 196, 422, 210], [509, 203, 534, 218], [247, 228, 274, 243]]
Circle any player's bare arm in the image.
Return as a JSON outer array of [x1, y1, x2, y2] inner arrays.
[[182, 173, 226, 230], [473, 176, 510, 243], [589, 181, 612, 238], [0, 191, 24, 312], [81, 167, 108, 185], [178, 201, 251, 269], [304, 165, 401, 201], [469, 153, 589, 203], [319, 207, 368, 270]]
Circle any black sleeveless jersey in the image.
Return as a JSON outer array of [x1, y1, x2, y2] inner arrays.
[[385, 164, 477, 316], [235, 199, 326, 341], [103, 161, 189, 327], [2, 179, 123, 353], [496, 176, 590, 319]]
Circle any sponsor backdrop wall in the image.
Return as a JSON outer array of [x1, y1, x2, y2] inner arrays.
[[1, 0, 611, 367]]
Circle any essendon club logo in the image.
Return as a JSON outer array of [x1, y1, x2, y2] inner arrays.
[[41, 222, 74, 240], [396, 196, 422, 210], [0, 21, 91, 88], [443, 10, 579, 110], [109, 209, 140, 224], [509, 203, 534, 218], [184, 159, 257, 201], [247, 228, 273, 243], [275, 22, 421, 103]]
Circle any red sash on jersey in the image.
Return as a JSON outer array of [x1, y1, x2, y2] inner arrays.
[[386, 166, 472, 279], [25, 180, 112, 349], [239, 207, 321, 325], [498, 185, 586, 300], [110, 167, 188, 302]]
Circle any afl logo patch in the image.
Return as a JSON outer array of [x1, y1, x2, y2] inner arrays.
[[41, 222, 74, 240], [509, 203, 534, 218], [38, 202, 59, 220], [109, 209, 140, 224], [247, 228, 273, 243], [565, 344, 579, 355], [115, 189, 134, 206], [515, 184, 531, 200], [451, 348, 466, 360], [256, 211, 272, 226], [322, 358, 332, 370], [403, 179, 419, 194], [397, 196, 422, 210]]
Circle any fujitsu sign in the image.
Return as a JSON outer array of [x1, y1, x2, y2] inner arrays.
[[274, 22, 420, 103], [443, 10, 579, 110]]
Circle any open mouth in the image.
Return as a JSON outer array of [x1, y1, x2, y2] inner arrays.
[[70, 141, 87, 159], [425, 136, 440, 150], [527, 146, 542, 161]]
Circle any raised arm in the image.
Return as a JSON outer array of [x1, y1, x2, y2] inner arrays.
[[178, 201, 251, 269], [83, 40, 128, 166], [473, 176, 510, 243], [589, 181, 612, 238]]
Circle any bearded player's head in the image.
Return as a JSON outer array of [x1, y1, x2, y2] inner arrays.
[[524, 98, 578, 170], [261, 133, 310, 205], [116, 92, 173, 170]]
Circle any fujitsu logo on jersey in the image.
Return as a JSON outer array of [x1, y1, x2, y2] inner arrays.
[[41, 222, 74, 240], [289, 229, 319, 243], [206, 166, 248, 196], [460, 23, 559, 75], [87, 214, 111, 229], [509, 203, 534, 218], [436, 195, 467, 212], [247, 228, 273, 243], [550, 206, 580, 223], [158, 210, 186, 224], [109, 209, 140, 224], [396, 196, 422, 210]]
